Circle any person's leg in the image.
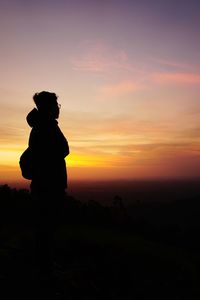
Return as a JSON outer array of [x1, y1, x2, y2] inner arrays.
[[32, 189, 66, 275]]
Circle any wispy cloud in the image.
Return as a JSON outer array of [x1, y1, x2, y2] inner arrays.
[[65, 110, 200, 175], [152, 72, 200, 84], [100, 80, 141, 97], [151, 57, 195, 71], [65, 111, 175, 141], [70, 40, 141, 74], [0, 127, 27, 145]]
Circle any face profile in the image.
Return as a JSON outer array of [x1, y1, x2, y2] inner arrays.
[[48, 100, 60, 119]]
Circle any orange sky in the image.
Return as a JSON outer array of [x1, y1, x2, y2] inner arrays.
[[0, 0, 200, 187]]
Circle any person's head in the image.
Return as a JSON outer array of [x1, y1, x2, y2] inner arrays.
[[33, 91, 60, 119]]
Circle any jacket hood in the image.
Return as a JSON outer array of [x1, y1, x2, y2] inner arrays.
[[26, 108, 58, 128], [26, 108, 39, 128]]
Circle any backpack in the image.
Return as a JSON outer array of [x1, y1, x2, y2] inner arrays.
[[19, 148, 34, 180]]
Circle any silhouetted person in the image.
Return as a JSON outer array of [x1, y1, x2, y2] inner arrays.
[[26, 91, 69, 281]]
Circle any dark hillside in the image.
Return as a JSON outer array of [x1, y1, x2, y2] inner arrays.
[[0, 184, 200, 299]]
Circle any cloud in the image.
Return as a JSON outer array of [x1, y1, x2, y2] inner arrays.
[[150, 57, 194, 71], [70, 40, 140, 74], [152, 72, 200, 84], [100, 80, 141, 97], [64, 111, 171, 142], [64, 110, 194, 149], [178, 126, 200, 141], [0, 126, 27, 145], [69, 142, 200, 177]]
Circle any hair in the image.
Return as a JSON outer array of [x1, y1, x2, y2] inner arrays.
[[33, 91, 58, 111]]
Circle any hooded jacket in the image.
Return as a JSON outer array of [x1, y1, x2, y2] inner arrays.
[[27, 108, 69, 192]]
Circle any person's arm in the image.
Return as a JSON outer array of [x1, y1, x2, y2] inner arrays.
[[57, 128, 70, 157]]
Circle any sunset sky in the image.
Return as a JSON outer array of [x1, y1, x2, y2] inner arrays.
[[0, 0, 200, 187]]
